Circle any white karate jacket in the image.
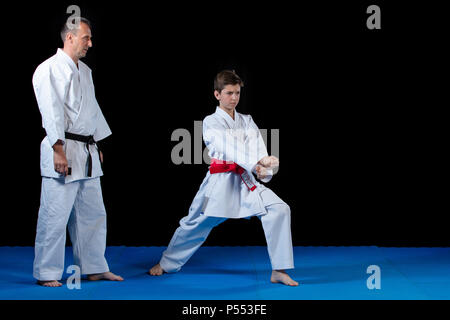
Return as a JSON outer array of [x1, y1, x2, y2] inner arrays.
[[194, 107, 284, 219], [32, 49, 111, 183]]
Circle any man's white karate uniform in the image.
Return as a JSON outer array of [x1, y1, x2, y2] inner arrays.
[[160, 107, 294, 272], [32, 49, 111, 281]]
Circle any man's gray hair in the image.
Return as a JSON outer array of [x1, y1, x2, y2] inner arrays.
[[60, 17, 92, 43]]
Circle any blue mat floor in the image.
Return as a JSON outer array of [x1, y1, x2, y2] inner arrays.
[[1, 246, 450, 300]]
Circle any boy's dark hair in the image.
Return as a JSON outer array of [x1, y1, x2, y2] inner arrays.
[[60, 17, 92, 43], [214, 70, 244, 93]]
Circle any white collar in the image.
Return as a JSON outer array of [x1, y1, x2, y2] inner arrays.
[[215, 106, 237, 124], [56, 48, 79, 72]]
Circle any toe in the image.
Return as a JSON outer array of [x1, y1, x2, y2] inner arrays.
[[289, 279, 299, 286]]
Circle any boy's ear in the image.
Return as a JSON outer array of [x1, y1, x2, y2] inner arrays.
[[214, 90, 221, 100]]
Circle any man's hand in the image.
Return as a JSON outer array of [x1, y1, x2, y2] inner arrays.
[[53, 140, 68, 176], [255, 164, 268, 180], [258, 155, 279, 169], [99, 150, 103, 164]]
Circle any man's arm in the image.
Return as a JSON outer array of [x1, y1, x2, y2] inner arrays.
[[32, 65, 68, 147], [33, 65, 69, 175], [92, 70, 112, 143]]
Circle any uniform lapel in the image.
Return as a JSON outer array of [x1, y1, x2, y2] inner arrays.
[[215, 106, 236, 129], [56, 48, 79, 74]]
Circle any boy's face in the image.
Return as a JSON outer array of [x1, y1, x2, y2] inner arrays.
[[214, 84, 241, 112]]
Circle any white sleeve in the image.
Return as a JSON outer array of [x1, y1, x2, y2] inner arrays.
[[93, 106, 112, 141], [203, 116, 261, 172], [246, 116, 272, 183], [32, 65, 68, 146], [88, 71, 111, 142]]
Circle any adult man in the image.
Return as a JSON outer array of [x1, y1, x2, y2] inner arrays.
[[32, 17, 123, 287], [149, 70, 298, 286]]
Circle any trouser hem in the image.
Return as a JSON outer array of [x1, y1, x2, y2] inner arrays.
[[33, 272, 64, 281], [159, 257, 181, 273], [271, 262, 295, 270], [82, 266, 110, 276]]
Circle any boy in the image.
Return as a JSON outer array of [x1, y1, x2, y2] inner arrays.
[[149, 70, 297, 286]]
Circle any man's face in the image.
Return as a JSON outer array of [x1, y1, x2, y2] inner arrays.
[[68, 22, 92, 59], [214, 84, 241, 112]]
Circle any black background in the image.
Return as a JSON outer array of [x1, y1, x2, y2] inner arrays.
[[1, 1, 447, 247]]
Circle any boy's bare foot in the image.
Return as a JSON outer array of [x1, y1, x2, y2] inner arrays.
[[87, 271, 124, 281], [271, 270, 299, 286], [148, 263, 165, 276], [37, 280, 62, 287]]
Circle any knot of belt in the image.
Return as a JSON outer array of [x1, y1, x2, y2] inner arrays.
[[209, 158, 256, 191], [65, 132, 98, 177]]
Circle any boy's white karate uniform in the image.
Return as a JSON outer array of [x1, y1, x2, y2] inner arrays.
[[32, 49, 111, 281], [160, 107, 294, 272]]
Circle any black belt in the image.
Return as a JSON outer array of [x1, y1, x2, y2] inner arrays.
[[65, 132, 98, 177]]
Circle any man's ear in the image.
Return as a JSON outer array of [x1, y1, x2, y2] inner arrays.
[[214, 90, 221, 101], [66, 31, 74, 43]]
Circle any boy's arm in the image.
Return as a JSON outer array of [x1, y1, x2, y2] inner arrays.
[[246, 116, 279, 182], [203, 117, 263, 172]]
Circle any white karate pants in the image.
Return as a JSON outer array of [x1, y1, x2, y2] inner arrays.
[[33, 177, 109, 281], [159, 190, 294, 273]]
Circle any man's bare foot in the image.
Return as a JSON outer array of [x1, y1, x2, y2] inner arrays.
[[271, 270, 299, 286], [37, 280, 62, 287], [148, 263, 165, 276], [87, 271, 124, 281]]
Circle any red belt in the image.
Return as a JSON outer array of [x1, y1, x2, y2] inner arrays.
[[209, 158, 256, 191]]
